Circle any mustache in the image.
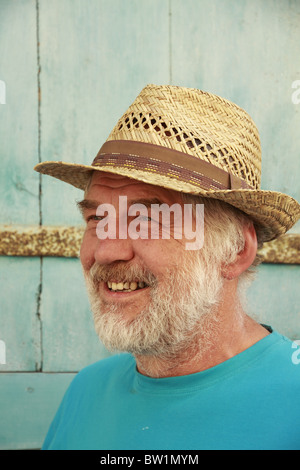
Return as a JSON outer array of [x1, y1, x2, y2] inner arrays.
[[87, 262, 158, 287]]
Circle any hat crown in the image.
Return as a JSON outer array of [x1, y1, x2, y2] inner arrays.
[[33, 83, 300, 241], [108, 84, 261, 189]]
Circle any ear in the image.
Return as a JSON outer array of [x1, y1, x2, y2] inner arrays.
[[222, 224, 258, 280]]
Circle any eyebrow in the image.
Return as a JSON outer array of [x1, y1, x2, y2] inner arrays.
[[77, 199, 100, 214], [77, 197, 168, 216], [128, 197, 166, 208]]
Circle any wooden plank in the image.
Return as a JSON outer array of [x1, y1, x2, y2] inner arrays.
[[41, 257, 111, 372], [0, 224, 84, 257], [258, 234, 300, 264], [0, 0, 40, 225], [38, 0, 170, 227], [247, 263, 300, 340], [0, 372, 75, 450], [0, 225, 299, 264], [0, 257, 41, 372], [170, 0, 300, 205], [31, 0, 170, 373]]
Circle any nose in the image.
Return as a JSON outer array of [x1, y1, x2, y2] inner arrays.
[[94, 237, 135, 265]]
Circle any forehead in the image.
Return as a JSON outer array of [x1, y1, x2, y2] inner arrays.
[[86, 171, 182, 203]]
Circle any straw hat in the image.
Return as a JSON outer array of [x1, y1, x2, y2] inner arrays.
[[34, 84, 300, 242]]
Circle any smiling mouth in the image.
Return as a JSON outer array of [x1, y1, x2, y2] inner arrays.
[[106, 281, 148, 293]]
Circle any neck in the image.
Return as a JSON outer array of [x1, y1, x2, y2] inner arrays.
[[135, 280, 269, 378]]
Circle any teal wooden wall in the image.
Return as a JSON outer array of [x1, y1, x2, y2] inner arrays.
[[0, 0, 299, 449]]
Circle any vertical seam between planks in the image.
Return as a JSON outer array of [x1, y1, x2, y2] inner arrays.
[[36, 0, 43, 372], [36, 0, 42, 225], [169, 0, 173, 85]]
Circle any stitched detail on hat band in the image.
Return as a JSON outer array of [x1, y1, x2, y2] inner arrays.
[[93, 140, 253, 191]]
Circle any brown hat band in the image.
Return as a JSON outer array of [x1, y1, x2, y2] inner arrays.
[[92, 140, 253, 191]]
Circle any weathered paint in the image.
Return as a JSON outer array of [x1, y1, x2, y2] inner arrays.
[[170, 0, 300, 205], [0, 257, 41, 372], [0, 224, 84, 257], [258, 234, 300, 264], [0, 0, 299, 450], [0, 0, 40, 226], [0, 225, 299, 264], [0, 373, 75, 450], [248, 264, 300, 341], [39, 0, 171, 227], [41, 257, 111, 372]]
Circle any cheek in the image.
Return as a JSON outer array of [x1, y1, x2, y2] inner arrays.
[[133, 239, 182, 272], [80, 232, 95, 271]]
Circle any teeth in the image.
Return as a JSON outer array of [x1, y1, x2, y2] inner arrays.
[[130, 281, 138, 291], [107, 280, 146, 292]]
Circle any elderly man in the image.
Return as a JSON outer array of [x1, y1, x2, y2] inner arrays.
[[35, 85, 300, 450]]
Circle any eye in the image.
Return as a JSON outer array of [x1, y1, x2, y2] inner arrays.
[[86, 214, 105, 222], [137, 215, 152, 222]]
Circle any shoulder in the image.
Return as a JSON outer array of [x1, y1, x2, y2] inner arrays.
[[269, 330, 300, 359], [259, 330, 300, 385]]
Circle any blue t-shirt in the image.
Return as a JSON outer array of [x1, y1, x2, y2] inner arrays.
[[42, 329, 300, 450]]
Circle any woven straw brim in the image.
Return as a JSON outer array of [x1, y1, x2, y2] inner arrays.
[[34, 160, 300, 243]]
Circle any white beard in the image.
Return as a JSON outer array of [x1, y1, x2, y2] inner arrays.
[[83, 250, 224, 362]]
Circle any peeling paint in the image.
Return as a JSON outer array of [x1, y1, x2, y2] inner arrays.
[[258, 234, 300, 264], [0, 225, 299, 263], [0, 225, 84, 258]]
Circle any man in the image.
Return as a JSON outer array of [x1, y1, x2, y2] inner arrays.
[[35, 84, 300, 450]]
